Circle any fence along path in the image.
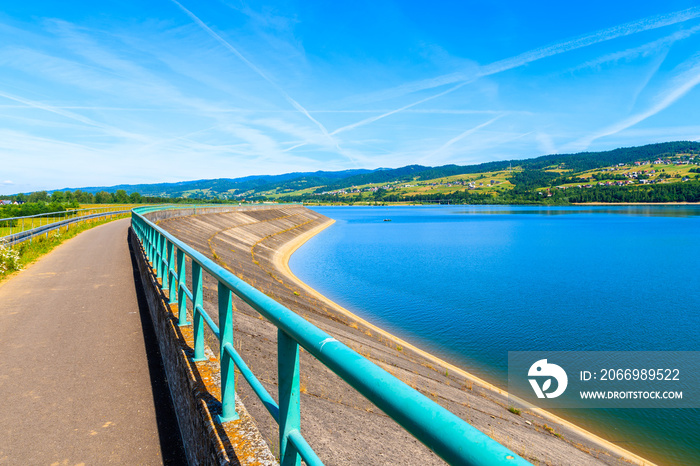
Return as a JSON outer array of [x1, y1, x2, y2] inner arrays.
[[0, 218, 183, 465], [134, 206, 529, 465]]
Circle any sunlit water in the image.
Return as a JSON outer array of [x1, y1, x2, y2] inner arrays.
[[289, 205, 700, 465]]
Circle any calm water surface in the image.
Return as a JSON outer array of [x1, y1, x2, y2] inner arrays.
[[289, 205, 700, 465]]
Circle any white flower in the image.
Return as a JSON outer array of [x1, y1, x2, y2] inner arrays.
[[0, 242, 21, 273]]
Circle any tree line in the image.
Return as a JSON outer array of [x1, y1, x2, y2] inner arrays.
[[0, 189, 237, 220], [274, 179, 700, 205]]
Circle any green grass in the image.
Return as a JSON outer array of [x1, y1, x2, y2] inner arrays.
[[0, 213, 130, 283], [508, 406, 522, 416], [0, 205, 136, 237], [0, 215, 71, 237]]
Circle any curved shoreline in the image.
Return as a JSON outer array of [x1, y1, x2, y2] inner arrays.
[[273, 217, 656, 466]]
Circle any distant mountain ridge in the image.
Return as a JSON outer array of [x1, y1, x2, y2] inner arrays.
[[56, 168, 374, 197], [54, 141, 700, 199]]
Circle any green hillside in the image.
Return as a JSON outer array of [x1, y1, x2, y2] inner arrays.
[[22, 141, 700, 205]]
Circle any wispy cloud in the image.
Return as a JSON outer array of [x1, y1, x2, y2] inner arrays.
[[480, 6, 700, 78], [330, 82, 469, 136], [572, 24, 700, 72], [169, 0, 343, 154], [627, 51, 670, 111], [0, 90, 149, 142], [572, 55, 700, 149], [333, 6, 700, 135], [426, 115, 504, 159], [535, 132, 557, 155]]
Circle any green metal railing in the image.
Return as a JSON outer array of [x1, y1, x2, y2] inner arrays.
[[131, 206, 529, 466]]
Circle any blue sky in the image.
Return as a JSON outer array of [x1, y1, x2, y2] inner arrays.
[[2, 1, 700, 194]]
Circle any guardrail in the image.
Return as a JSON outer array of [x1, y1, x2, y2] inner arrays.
[[1, 209, 131, 246], [131, 206, 529, 466], [0, 205, 133, 240]]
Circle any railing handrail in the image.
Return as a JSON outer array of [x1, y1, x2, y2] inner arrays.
[[131, 206, 529, 466]]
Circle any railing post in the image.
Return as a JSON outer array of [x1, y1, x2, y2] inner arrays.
[[278, 329, 301, 466], [152, 229, 157, 265], [150, 228, 155, 266], [148, 226, 154, 263], [177, 249, 190, 326], [192, 261, 205, 361], [155, 232, 163, 280], [217, 281, 238, 422], [167, 240, 176, 301], [160, 234, 166, 279], [162, 238, 170, 292], [161, 236, 168, 286], [143, 223, 148, 257], [151, 228, 157, 265], [161, 235, 168, 282], [144, 224, 150, 260]]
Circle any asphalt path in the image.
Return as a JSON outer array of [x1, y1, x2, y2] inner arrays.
[[0, 219, 185, 465]]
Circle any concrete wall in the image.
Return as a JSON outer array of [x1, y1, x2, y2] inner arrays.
[[143, 204, 298, 223], [129, 227, 277, 466]]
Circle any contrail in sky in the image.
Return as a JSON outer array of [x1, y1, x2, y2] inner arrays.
[[480, 6, 700, 77], [574, 57, 700, 148], [428, 115, 504, 158], [169, 0, 341, 152], [330, 82, 469, 136], [331, 6, 700, 136], [0, 90, 147, 142]]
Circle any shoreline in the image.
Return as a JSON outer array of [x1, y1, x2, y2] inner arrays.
[[572, 202, 700, 206], [273, 217, 656, 466], [301, 201, 700, 207]]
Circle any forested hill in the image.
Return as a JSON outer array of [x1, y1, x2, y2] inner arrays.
[[414, 141, 700, 179], [46, 141, 700, 200], [56, 168, 373, 197]]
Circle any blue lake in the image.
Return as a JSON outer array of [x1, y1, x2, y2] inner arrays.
[[289, 205, 700, 465]]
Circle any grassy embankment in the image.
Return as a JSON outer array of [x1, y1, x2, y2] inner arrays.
[[0, 204, 134, 237], [0, 212, 132, 283]]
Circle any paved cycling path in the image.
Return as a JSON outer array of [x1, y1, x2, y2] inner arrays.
[[0, 219, 184, 465]]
